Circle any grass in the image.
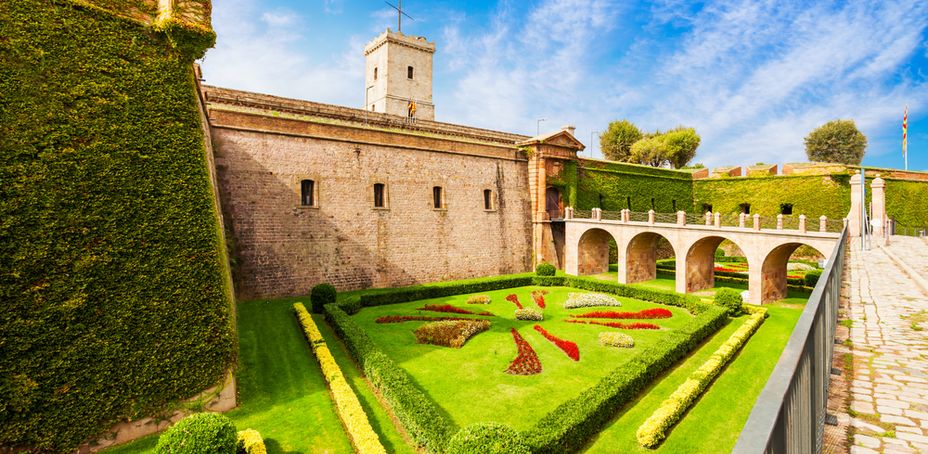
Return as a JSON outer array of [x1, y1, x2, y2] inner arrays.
[[350, 286, 696, 431], [584, 302, 803, 453]]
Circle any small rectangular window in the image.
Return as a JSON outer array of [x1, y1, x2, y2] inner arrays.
[[780, 203, 793, 215], [433, 186, 443, 209], [626, 196, 631, 210], [373, 67, 378, 80], [484, 189, 493, 210], [672, 199, 677, 212], [739, 203, 751, 214], [408, 66, 414, 79], [300, 179, 315, 206], [701, 203, 713, 213], [374, 183, 386, 208], [650, 197, 656, 211]]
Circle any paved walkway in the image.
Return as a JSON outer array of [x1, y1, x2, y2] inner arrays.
[[846, 236, 928, 453]]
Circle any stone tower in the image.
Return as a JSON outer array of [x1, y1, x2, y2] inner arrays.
[[363, 29, 436, 120]]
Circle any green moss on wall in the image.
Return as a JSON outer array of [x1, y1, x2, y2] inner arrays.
[[885, 179, 928, 228], [693, 175, 853, 218], [576, 162, 693, 212], [0, 0, 234, 451]]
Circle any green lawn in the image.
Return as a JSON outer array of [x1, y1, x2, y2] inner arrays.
[[584, 302, 803, 453], [350, 286, 695, 431]]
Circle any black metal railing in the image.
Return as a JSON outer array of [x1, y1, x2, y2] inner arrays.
[[733, 227, 848, 454]]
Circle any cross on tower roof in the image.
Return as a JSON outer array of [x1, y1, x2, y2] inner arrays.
[[384, 0, 414, 32]]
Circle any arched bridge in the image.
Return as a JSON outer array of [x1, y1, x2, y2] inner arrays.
[[562, 209, 844, 304]]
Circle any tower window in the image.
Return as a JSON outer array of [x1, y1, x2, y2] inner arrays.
[[300, 179, 316, 207], [433, 186, 444, 209], [373, 67, 378, 80], [408, 66, 414, 79], [780, 203, 793, 215], [374, 183, 387, 208], [739, 203, 751, 214], [483, 189, 494, 210]]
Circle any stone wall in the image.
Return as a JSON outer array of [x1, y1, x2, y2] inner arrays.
[[206, 88, 532, 298]]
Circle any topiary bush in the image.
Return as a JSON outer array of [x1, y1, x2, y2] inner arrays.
[[804, 269, 822, 287], [236, 429, 266, 454], [156, 413, 237, 454], [311, 283, 337, 313], [446, 422, 530, 454], [714, 288, 743, 316], [536, 262, 556, 276]]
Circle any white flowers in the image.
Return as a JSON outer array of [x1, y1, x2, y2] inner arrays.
[[564, 293, 622, 309], [599, 332, 634, 348], [515, 308, 544, 321]]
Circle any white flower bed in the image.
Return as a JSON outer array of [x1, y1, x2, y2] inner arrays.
[[564, 292, 622, 309], [466, 295, 491, 304], [599, 332, 635, 348], [515, 308, 543, 321]]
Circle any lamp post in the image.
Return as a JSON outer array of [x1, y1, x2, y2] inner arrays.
[[536, 118, 547, 136]]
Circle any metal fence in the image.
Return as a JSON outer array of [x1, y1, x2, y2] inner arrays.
[[890, 219, 928, 237], [733, 227, 848, 454]]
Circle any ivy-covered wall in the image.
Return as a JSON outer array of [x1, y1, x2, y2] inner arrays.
[[693, 175, 853, 219], [885, 179, 928, 228], [574, 160, 694, 212], [0, 0, 234, 451]]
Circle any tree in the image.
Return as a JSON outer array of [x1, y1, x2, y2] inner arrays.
[[600, 119, 642, 162], [804, 119, 867, 165], [661, 127, 700, 168], [629, 136, 669, 167]]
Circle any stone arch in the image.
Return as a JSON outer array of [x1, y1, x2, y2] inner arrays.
[[624, 231, 676, 284], [684, 235, 747, 292], [576, 228, 616, 275], [761, 242, 826, 303]]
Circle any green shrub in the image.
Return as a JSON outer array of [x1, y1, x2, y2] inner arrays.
[[714, 248, 725, 259], [236, 429, 266, 454], [714, 288, 743, 316], [156, 413, 237, 454], [804, 269, 822, 287], [311, 283, 337, 313], [535, 262, 556, 276], [446, 423, 530, 454], [356, 274, 534, 307]]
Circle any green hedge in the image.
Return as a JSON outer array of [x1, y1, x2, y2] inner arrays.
[[324, 304, 454, 453], [0, 1, 234, 451], [446, 423, 530, 454], [156, 412, 238, 454], [693, 174, 852, 218], [577, 166, 694, 212], [352, 274, 535, 310], [532, 276, 706, 314]]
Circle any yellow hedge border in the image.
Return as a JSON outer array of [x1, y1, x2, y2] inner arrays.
[[237, 429, 267, 454], [636, 306, 768, 448], [293, 303, 387, 454]]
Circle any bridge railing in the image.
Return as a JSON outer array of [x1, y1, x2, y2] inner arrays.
[[732, 227, 847, 453], [565, 208, 845, 234]]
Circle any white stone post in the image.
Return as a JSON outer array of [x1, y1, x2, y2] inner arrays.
[[799, 214, 807, 233], [564, 207, 573, 220], [820, 215, 828, 232], [714, 212, 721, 228], [753, 214, 761, 231], [739, 213, 746, 228], [705, 211, 712, 226], [621, 209, 629, 223], [677, 211, 686, 226], [592, 207, 602, 220], [648, 209, 655, 225], [848, 171, 862, 237], [871, 175, 886, 238], [776, 214, 783, 230]]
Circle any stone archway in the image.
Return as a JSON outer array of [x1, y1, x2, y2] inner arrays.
[[576, 228, 614, 275], [761, 243, 825, 302], [624, 232, 675, 284], [684, 236, 745, 292]]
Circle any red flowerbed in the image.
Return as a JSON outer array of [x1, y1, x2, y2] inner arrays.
[[572, 308, 672, 320], [416, 304, 493, 316], [533, 325, 579, 361], [505, 294, 524, 309], [376, 315, 475, 324], [714, 266, 742, 273], [565, 319, 661, 330], [505, 328, 541, 375], [531, 290, 548, 309]]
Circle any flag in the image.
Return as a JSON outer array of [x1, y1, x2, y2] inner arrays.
[[903, 105, 908, 159]]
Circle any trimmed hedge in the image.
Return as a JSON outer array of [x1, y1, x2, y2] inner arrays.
[[636, 308, 767, 447], [446, 423, 530, 454], [714, 288, 743, 316], [236, 429, 266, 454], [535, 262, 556, 276], [351, 274, 535, 310], [311, 283, 337, 313], [293, 304, 386, 454], [156, 413, 237, 454], [324, 304, 454, 453], [0, 1, 235, 450], [804, 269, 822, 287]]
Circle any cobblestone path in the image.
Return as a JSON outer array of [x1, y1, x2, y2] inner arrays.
[[846, 236, 928, 453]]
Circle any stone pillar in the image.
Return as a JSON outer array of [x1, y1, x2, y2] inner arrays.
[[799, 214, 807, 233], [748, 261, 763, 305], [848, 171, 863, 237], [871, 175, 886, 237], [677, 211, 686, 226], [820, 215, 828, 232], [776, 214, 783, 230], [564, 207, 573, 220], [753, 214, 761, 231], [592, 207, 602, 220], [714, 212, 721, 228], [621, 209, 629, 223], [648, 209, 655, 225], [563, 223, 579, 276], [705, 212, 712, 225], [739, 213, 746, 228], [674, 253, 687, 294]]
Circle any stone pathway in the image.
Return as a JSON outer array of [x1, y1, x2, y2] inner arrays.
[[845, 236, 928, 453]]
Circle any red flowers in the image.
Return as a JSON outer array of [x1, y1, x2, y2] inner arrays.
[[417, 304, 493, 316], [714, 266, 742, 273], [376, 315, 473, 324], [565, 319, 661, 330], [505, 294, 524, 309], [533, 325, 579, 361], [505, 328, 541, 375], [572, 308, 672, 320], [531, 290, 548, 309]]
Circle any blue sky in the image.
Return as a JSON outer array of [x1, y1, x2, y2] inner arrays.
[[200, 0, 928, 170]]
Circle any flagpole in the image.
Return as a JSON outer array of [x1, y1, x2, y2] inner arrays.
[[903, 105, 908, 171]]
